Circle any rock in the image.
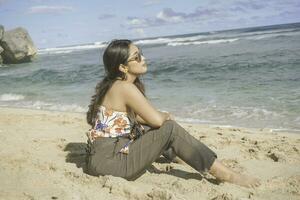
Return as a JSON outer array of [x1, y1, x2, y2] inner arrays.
[[0, 27, 37, 64], [0, 48, 3, 64], [0, 25, 4, 65], [0, 25, 4, 40]]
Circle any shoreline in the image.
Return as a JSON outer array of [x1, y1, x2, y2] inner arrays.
[[1, 107, 300, 199], [1, 105, 299, 135]]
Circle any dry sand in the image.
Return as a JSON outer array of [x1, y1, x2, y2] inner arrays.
[[0, 107, 299, 200]]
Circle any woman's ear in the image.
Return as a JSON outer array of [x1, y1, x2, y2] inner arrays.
[[119, 64, 128, 73]]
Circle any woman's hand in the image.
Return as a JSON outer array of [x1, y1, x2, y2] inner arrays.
[[167, 113, 175, 120], [160, 111, 175, 121]]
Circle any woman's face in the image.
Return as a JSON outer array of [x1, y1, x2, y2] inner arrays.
[[126, 44, 147, 75]]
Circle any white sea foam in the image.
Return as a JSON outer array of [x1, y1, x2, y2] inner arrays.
[[135, 37, 172, 45], [0, 93, 25, 101], [167, 38, 239, 46], [28, 101, 86, 112], [37, 42, 107, 55], [246, 31, 300, 40], [136, 28, 300, 47], [270, 128, 300, 134], [175, 116, 214, 124], [135, 35, 205, 45], [49, 103, 86, 112], [135, 28, 299, 47], [45, 50, 74, 54], [36, 28, 300, 53], [227, 106, 281, 119], [0, 100, 86, 113]]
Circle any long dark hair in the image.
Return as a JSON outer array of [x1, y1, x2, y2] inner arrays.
[[87, 39, 145, 126]]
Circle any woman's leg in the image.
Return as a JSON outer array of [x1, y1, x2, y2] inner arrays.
[[87, 120, 260, 188], [126, 120, 260, 188], [124, 120, 217, 180], [143, 125, 178, 163], [209, 160, 261, 188]]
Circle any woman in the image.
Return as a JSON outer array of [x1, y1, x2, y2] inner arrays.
[[85, 39, 260, 188]]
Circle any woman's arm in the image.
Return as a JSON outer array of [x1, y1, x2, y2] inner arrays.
[[136, 111, 173, 125], [158, 111, 174, 120], [121, 83, 170, 128], [136, 114, 147, 124]]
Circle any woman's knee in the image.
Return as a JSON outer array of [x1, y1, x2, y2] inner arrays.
[[159, 120, 182, 138], [161, 120, 178, 129]]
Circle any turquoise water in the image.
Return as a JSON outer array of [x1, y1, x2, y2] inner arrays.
[[1, 22, 300, 132]]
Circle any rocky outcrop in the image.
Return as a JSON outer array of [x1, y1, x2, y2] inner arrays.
[[0, 46, 3, 64], [0, 25, 4, 64], [0, 25, 37, 64], [0, 25, 3, 40]]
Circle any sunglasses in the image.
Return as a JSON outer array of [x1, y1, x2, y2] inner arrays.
[[127, 49, 143, 63]]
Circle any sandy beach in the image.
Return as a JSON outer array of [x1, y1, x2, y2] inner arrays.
[[0, 107, 299, 200]]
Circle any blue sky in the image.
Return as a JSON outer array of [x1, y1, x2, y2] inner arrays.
[[1, 0, 300, 48]]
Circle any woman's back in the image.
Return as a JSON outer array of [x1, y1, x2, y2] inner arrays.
[[101, 80, 129, 113], [87, 81, 133, 154]]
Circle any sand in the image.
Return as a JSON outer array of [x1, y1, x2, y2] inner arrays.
[[0, 107, 299, 200]]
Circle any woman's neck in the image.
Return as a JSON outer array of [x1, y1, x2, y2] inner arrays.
[[125, 73, 137, 83]]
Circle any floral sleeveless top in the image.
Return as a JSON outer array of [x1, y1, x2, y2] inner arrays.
[[86, 105, 137, 154]]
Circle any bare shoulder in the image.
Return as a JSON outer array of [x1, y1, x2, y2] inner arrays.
[[107, 81, 140, 104], [114, 81, 165, 128], [115, 81, 139, 96], [113, 81, 145, 105], [101, 81, 137, 111]]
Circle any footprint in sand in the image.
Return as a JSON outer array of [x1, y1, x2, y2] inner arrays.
[[266, 150, 286, 162]]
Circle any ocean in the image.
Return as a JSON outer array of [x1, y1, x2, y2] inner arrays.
[[1, 22, 300, 133]]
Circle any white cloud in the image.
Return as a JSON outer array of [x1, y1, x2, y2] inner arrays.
[[28, 5, 74, 14], [133, 28, 146, 37], [128, 18, 146, 26], [127, 7, 219, 29], [156, 9, 184, 23], [126, 1, 300, 31]]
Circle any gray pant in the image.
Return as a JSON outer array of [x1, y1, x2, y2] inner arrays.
[[86, 120, 217, 180]]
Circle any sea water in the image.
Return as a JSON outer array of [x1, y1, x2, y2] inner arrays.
[[1, 22, 299, 133]]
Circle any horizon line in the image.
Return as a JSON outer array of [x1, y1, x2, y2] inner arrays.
[[41, 20, 300, 50]]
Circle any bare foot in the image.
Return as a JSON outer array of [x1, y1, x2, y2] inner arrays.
[[209, 160, 261, 188], [228, 172, 261, 188]]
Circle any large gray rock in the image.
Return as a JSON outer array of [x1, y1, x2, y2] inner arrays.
[[0, 25, 4, 40], [0, 27, 37, 64], [0, 25, 4, 64], [0, 44, 3, 54], [0, 46, 3, 64]]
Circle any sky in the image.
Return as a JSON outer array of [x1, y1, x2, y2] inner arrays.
[[1, 0, 300, 48]]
